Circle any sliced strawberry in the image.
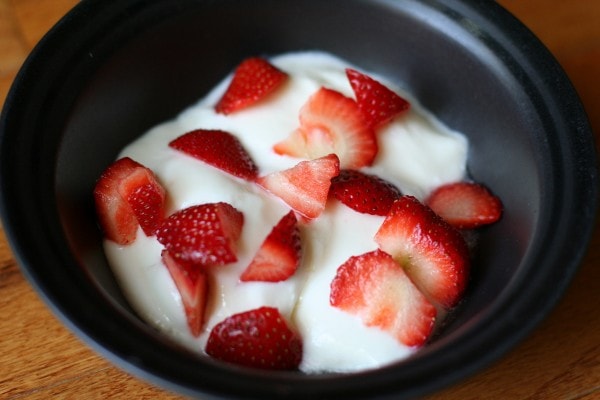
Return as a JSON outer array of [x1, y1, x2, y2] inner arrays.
[[205, 306, 302, 370], [273, 87, 377, 169], [257, 154, 340, 220], [94, 157, 165, 245], [169, 129, 259, 181], [374, 196, 470, 308], [156, 202, 244, 266], [330, 169, 402, 216], [330, 250, 436, 347], [346, 68, 410, 129], [426, 181, 503, 229], [240, 211, 301, 282], [162, 250, 208, 337], [215, 57, 288, 115], [118, 166, 166, 237]]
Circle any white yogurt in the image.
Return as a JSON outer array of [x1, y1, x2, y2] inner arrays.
[[104, 51, 468, 372]]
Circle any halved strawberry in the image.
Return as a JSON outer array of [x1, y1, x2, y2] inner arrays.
[[346, 68, 410, 129], [330, 250, 436, 347], [257, 154, 340, 220], [273, 87, 377, 169], [240, 211, 301, 282], [374, 196, 470, 308], [162, 250, 208, 337], [215, 57, 288, 115], [169, 129, 259, 181], [94, 157, 166, 245], [156, 202, 244, 266], [205, 306, 302, 370], [330, 169, 402, 216], [426, 181, 503, 229]]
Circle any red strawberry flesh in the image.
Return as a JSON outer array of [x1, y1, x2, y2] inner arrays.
[[346, 68, 410, 129], [205, 306, 302, 370], [257, 154, 340, 220], [119, 166, 166, 236], [94, 157, 165, 245], [156, 202, 244, 267], [330, 169, 402, 216], [330, 249, 436, 347], [426, 181, 503, 229], [273, 87, 377, 169], [215, 57, 288, 115], [162, 250, 208, 337], [374, 196, 470, 308], [241, 211, 301, 282], [169, 129, 259, 181]]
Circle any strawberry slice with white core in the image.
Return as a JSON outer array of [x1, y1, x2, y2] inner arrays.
[[94, 157, 165, 245], [206, 306, 302, 370], [426, 181, 503, 229], [162, 250, 208, 337], [330, 169, 402, 216], [169, 129, 259, 181], [330, 250, 436, 347], [273, 87, 377, 169], [346, 68, 410, 129], [215, 57, 288, 115], [374, 196, 470, 308], [240, 211, 301, 282], [257, 154, 340, 220], [156, 202, 244, 266]]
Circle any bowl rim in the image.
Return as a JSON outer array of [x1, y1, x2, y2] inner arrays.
[[0, 0, 598, 398]]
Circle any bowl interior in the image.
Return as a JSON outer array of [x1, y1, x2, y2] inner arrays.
[[60, 0, 538, 318], [1, 0, 596, 398]]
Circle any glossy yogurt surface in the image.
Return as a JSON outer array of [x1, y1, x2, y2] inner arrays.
[[104, 51, 468, 373]]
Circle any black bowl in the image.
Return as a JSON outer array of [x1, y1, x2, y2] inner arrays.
[[0, 0, 597, 399]]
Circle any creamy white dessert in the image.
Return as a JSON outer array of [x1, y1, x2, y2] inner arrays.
[[103, 51, 468, 373]]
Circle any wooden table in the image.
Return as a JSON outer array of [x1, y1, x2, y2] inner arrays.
[[1, 0, 598, 398]]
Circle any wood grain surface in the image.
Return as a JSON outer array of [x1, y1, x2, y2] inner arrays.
[[1, 0, 598, 399]]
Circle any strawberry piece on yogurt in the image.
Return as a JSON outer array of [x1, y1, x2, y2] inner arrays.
[[162, 250, 208, 337], [375, 196, 470, 308], [346, 68, 410, 129], [169, 129, 259, 181], [330, 249, 437, 347], [273, 87, 377, 169], [215, 57, 288, 115], [94, 157, 166, 245], [330, 169, 402, 216], [240, 211, 301, 282], [156, 202, 244, 267], [257, 154, 340, 220], [426, 181, 503, 229], [205, 306, 302, 370]]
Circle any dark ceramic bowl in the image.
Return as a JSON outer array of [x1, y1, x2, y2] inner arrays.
[[0, 0, 597, 399]]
